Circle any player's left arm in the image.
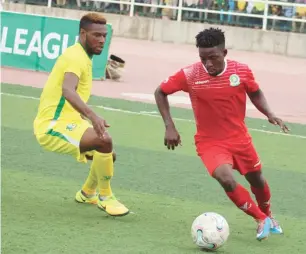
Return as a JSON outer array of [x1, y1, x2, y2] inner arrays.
[[154, 69, 188, 149], [245, 68, 289, 133]]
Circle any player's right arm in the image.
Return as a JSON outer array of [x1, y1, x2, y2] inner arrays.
[[62, 71, 109, 139], [154, 69, 188, 150]]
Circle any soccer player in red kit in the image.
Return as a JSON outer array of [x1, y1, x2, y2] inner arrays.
[[154, 28, 289, 241]]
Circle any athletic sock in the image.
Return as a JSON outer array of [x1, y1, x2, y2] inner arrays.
[[82, 157, 98, 196], [226, 184, 267, 221], [251, 181, 272, 217], [90, 151, 113, 198]]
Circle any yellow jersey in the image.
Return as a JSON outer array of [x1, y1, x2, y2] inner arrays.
[[34, 42, 93, 135]]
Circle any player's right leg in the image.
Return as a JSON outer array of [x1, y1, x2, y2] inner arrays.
[[197, 144, 271, 241], [78, 128, 129, 217], [245, 171, 283, 235]]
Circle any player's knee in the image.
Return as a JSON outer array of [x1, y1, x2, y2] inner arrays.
[[245, 171, 265, 188], [213, 164, 237, 192], [218, 177, 237, 192], [96, 134, 113, 154]]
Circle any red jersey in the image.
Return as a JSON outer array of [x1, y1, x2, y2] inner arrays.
[[160, 59, 260, 143]]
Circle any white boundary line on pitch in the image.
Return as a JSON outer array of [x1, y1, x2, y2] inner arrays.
[[1, 92, 306, 140]]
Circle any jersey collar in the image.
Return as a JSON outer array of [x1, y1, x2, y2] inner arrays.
[[77, 42, 93, 60]]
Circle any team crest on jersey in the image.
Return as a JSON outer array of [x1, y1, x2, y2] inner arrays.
[[66, 123, 77, 131], [229, 74, 240, 87]]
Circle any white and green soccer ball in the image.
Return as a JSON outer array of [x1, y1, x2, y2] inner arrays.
[[191, 212, 230, 251]]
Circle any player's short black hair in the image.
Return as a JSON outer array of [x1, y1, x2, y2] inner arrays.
[[195, 27, 225, 49], [79, 13, 107, 32]]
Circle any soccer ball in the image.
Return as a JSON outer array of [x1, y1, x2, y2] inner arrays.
[[191, 212, 230, 250]]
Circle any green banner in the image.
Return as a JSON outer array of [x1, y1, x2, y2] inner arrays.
[[0, 11, 112, 80]]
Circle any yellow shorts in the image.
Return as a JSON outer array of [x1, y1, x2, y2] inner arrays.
[[35, 118, 94, 163]]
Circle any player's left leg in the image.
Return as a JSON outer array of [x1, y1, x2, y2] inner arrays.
[[79, 128, 129, 216], [233, 141, 283, 235]]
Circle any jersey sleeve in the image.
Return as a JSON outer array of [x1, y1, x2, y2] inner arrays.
[[62, 55, 83, 78], [160, 69, 188, 95], [244, 67, 260, 93]]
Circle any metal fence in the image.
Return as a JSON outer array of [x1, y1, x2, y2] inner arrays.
[[4, 0, 306, 33]]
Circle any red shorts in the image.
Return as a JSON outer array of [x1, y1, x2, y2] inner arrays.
[[196, 140, 262, 176]]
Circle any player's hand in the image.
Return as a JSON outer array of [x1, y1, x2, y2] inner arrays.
[[164, 126, 181, 150], [267, 114, 289, 133], [90, 115, 110, 139]]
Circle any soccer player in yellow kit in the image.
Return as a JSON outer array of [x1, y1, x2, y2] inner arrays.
[[33, 13, 129, 217]]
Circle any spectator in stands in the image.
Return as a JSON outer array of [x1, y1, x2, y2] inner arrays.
[[134, 0, 151, 17], [280, 0, 294, 31], [245, 1, 254, 27], [118, 0, 130, 14], [93, 0, 102, 10], [216, 0, 226, 24], [182, 0, 198, 21], [149, 0, 159, 16], [270, 2, 282, 30], [56, 0, 66, 7], [198, 0, 214, 22], [142, 0, 151, 15], [162, 0, 178, 20], [293, 0, 306, 32], [17, 0, 306, 33], [236, 0, 247, 26], [227, 0, 236, 24], [8, 0, 25, 3], [141, 0, 160, 17], [76, 0, 90, 9], [251, 1, 265, 28]]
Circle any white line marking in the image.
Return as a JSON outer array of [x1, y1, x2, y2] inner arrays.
[[121, 92, 257, 110], [1, 92, 306, 139], [121, 92, 192, 105], [139, 111, 158, 114]]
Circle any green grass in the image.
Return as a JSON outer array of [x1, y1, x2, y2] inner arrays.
[[1, 83, 306, 254]]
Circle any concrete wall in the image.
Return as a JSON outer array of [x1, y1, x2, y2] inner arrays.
[[3, 2, 306, 58]]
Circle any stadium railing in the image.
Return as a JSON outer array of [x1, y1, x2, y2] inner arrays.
[[5, 0, 306, 33]]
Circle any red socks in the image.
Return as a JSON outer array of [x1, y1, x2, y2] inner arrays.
[[251, 181, 271, 217], [226, 184, 267, 221]]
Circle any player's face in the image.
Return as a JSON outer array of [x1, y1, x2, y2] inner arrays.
[[199, 47, 227, 76], [82, 24, 107, 55]]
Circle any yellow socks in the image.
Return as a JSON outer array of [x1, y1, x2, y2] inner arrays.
[[82, 151, 114, 197], [82, 162, 97, 196]]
